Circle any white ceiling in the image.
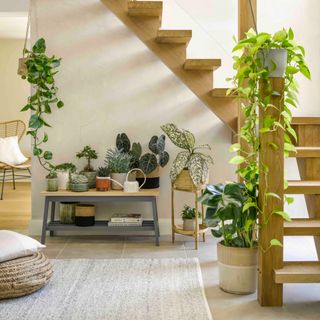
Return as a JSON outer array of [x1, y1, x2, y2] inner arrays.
[[0, 13, 28, 39]]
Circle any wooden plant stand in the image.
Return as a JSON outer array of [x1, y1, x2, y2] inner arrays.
[[171, 184, 208, 250]]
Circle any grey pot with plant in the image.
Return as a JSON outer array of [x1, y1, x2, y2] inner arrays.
[[46, 170, 58, 192], [55, 162, 77, 190], [70, 174, 89, 192], [105, 148, 133, 190], [181, 205, 200, 231], [76, 146, 98, 188], [161, 123, 213, 190]]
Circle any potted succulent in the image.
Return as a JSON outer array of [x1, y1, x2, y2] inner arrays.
[[70, 174, 89, 192], [76, 146, 98, 188], [137, 135, 169, 189], [161, 123, 213, 191], [105, 148, 132, 190], [46, 170, 58, 192], [96, 166, 111, 191], [181, 205, 200, 231], [199, 182, 258, 295], [55, 162, 77, 190]]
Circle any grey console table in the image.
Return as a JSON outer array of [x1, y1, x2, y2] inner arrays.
[[40, 189, 160, 246]]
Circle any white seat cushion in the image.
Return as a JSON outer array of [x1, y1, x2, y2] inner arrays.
[[0, 230, 45, 263], [0, 136, 28, 165]]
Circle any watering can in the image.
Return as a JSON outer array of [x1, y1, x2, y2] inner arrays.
[[108, 168, 146, 193]]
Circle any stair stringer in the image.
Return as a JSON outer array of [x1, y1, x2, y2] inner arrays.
[[101, 0, 238, 132]]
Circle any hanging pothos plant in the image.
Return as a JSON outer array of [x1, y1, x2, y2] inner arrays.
[[20, 38, 64, 177], [228, 28, 310, 249]]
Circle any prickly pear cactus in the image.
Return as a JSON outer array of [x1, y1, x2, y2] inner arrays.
[[71, 174, 88, 184]]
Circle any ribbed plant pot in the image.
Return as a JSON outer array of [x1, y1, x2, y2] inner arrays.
[[183, 219, 196, 231], [57, 171, 70, 190], [173, 169, 207, 192], [80, 171, 97, 189], [59, 202, 77, 224], [217, 242, 258, 295], [111, 172, 136, 190], [46, 178, 58, 192], [96, 177, 110, 191], [75, 203, 95, 226], [258, 48, 287, 77], [137, 166, 160, 189]]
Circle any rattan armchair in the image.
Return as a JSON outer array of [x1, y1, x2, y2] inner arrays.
[[0, 120, 31, 200]]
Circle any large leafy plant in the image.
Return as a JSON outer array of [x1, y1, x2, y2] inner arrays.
[[161, 124, 213, 186], [116, 133, 142, 169], [199, 183, 257, 248], [20, 38, 64, 172], [105, 148, 132, 173], [228, 28, 310, 249]]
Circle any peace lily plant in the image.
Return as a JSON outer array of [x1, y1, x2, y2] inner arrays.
[[200, 28, 310, 295]]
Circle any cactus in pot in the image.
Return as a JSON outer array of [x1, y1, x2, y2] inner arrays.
[[70, 174, 89, 192], [76, 146, 98, 188]]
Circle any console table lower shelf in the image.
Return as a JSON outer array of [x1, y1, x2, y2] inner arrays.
[[40, 189, 160, 246]]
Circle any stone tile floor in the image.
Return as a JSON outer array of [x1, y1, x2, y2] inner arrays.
[[38, 234, 320, 320]]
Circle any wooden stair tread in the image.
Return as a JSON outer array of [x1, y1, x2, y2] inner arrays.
[[284, 218, 320, 236], [286, 180, 320, 194], [184, 59, 221, 71], [292, 117, 320, 125], [127, 1, 162, 16], [211, 88, 237, 97], [274, 261, 320, 283], [289, 147, 320, 158], [156, 29, 192, 44]]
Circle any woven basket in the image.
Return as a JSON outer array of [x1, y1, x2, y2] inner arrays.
[[0, 252, 53, 300], [173, 169, 206, 192]]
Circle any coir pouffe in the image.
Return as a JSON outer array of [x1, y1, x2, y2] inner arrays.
[[0, 252, 53, 300]]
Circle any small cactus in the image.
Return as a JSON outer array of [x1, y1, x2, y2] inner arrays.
[[71, 174, 88, 184]]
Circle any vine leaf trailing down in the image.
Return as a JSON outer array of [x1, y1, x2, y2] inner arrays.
[[228, 28, 311, 250], [20, 38, 64, 177]]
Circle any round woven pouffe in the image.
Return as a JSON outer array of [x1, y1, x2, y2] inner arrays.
[[0, 251, 53, 300]]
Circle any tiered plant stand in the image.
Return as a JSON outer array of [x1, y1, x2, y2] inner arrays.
[[171, 171, 208, 249]]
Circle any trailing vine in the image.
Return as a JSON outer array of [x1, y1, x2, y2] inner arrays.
[[229, 28, 310, 248], [20, 38, 64, 176]]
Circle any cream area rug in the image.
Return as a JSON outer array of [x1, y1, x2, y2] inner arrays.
[[0, 258, 213, 320]]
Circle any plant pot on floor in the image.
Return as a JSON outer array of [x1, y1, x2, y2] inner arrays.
[[46, 178, 58, 192], [59, 202, 77, 224], [111, 172, 136, 190], [75, 203, 95, 226], [217, 242, 258, 295], [183, 218, 196, 231], [258, 48, 287, 77], [57, 171, 70, 190], [137, 166, 160, 189], [96, 177, 110, 191], [80, 171, 97, 189]]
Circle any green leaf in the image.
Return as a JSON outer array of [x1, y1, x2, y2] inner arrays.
[[229, 143, 240, 153], [43, 132, 48, 143], [21, 104, 32, 112], [265, 192, 281, 200], [57, 100, 64, 108], [229, 155, 245, 165], [273, 29, 287, 42], [284, 143, 296, 153], [43, 151, 53, 160], [29, 114, 42, 129], [268, 142, 278, 151], [288, 28, 294, 40], [270, 239, 283, 247], [286, 66, 299, 74], [285, 196, 294, 205], [300, 65, 311, 80], [33, 147, 43, 156], [274, 210, 292, 222]]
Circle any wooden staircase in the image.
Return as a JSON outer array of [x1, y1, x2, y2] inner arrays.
[[101, 0, 238, 132]]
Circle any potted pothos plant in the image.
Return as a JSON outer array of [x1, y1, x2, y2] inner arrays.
[[20, 38, 64, 192], [76, 146, 98, 189], [199, 183, 258, 294], [161, 123, 213, 191]]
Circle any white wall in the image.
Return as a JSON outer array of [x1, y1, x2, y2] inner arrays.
[[0, 38, 30, 155]]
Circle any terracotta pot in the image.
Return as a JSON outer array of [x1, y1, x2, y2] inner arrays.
[[183, 219, 196, 231], [217, 242, 258, 294], [96, 177, 110, 191]]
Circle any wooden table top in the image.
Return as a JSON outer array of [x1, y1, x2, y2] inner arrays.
[[41, 189, 160, 197]]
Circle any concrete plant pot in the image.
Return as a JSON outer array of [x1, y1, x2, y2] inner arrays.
[[217, 242, 258, 294], [80, 171, 97, 189], [258, 48, 287, 77], [57, 171, 70, 190], [183, 219, 196, 231], [111, 172, 136, 190]]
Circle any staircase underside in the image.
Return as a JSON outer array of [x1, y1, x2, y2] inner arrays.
[[101, 0, 238, 132]]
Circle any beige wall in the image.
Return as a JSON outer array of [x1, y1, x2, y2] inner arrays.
[[0, 38, 30, 155]]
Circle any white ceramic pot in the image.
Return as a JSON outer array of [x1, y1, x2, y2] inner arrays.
[[57, 171, 70, 190], [217, 242, 258, 295], [111, 172, 136, 190], [183, 219, 196, 231], [258, 48, 287, 77]]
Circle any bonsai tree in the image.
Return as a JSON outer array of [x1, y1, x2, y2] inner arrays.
[[161, 123, 213, 186], [76, 146, 98, 172], [55, 162, 77, 173], [139, 135, 169, 175]]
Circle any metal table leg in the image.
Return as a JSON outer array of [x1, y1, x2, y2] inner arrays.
[[50, 201, 56, 237], [152, 197, 160, 246], [41, 198, 50, 244]]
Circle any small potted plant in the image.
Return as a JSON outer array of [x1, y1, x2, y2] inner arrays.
[[70, 174, 89, 192], [96, 166, 111, 191], [59, 202, 77, 224], [105, 148, 132, 190], [199, 182, 258, 295], [55, 162, 77, 190], [181, 205, 200, 231], [76, 146, 98, 188], [161, 123, 213, 191], [137, 135, 169, 189], [46, 170, 58, 192]]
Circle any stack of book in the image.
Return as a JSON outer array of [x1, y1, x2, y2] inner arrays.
[[108, 213, 143, 227]]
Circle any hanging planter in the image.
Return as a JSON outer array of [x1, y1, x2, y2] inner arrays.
[[258, 48, 287, 77]]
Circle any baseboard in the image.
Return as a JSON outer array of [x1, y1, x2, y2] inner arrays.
[[29, 218, 174, 236]]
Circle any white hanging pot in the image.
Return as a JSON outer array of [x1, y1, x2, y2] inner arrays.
[[258, 48, 287, 77], [109, 168, 146, 193]]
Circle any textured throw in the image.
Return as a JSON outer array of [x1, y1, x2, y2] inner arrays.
[[0, 258, 213, 320]]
